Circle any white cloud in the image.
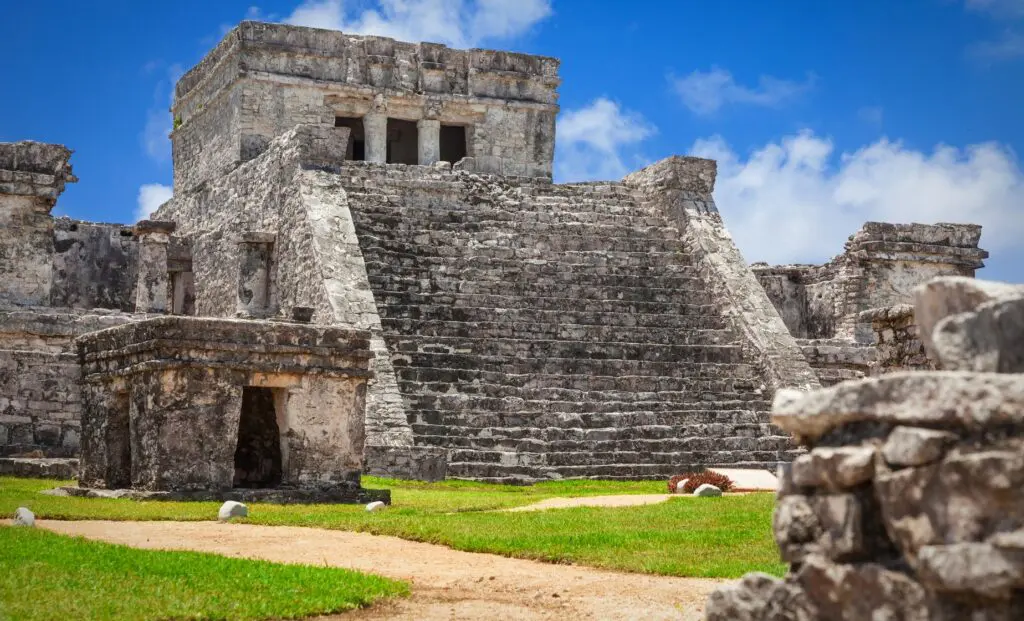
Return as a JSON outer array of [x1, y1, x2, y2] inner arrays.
[[554, 98, 655, 182], [283, 0, 552, 48], [136, 184, 173, 222], [670, 67, 815, 115], [692, 131, 1024, 268]]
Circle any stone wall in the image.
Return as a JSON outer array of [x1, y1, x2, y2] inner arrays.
[[859, 304, 935, 375], [171, 21, 559, 192], [0, 309, 138, 456], [705, 276, 1024, 621], [50, 218, 138, 311], [0, 142, 76, 308], [754, 222, 988, 384]]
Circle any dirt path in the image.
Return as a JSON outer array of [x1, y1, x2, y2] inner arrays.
[[41, 520, 724, 620], [501, 493, 673, 512]]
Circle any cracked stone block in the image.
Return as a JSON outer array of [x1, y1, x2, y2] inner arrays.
[[790, 445, 875, 490], [882, 426, 958, 467]]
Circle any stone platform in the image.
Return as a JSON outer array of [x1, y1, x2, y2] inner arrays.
[[49, 484, 390, 505]]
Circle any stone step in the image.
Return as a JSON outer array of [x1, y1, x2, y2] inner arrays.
[[381, 318, 733, 344], [386, 336, 745, 364], [351, 205, 671, 229], [389, 350, 746, 377], [406, 406, 772, 427], [366, 275, 712, 304], [435, 435, 795, 459], [396, 368, 764, 395], [377, 296, 723, 318], [358, 237, 690, 263], [379, 305, 723, 330], [353, 216, 681, 241], [362, 258, 700, 280], [416, 421, 782, 443]]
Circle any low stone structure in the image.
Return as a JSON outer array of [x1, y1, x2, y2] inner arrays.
[[705, 276, 1024, 620], [74, 316, 386, 503]]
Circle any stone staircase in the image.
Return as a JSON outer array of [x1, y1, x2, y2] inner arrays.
[[343, 168, 794, 482]]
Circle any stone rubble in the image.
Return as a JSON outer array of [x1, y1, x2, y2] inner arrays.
[[705, 276, 1024, 621], [218, 501, 248, 521]]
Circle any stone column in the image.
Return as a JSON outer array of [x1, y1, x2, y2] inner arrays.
[[133, 220, 175, 313], [417, 119, 441, 165], [237, 232, 276, 318], [363, 113, 388, 164]]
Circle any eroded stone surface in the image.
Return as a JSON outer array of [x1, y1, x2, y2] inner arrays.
[[882, 426, 958, 467]]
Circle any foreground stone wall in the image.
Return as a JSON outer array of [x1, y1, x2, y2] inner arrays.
[[706, 276, 1024, 620]]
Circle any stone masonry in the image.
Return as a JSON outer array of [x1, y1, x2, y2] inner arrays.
[[705, 276, 1024, 620], [0, 20, 995, 484], [754, 222, 988, 386]]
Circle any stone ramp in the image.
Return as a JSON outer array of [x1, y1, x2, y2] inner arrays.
[[343, 167, 790, 482], [40, 520, 724, 621]]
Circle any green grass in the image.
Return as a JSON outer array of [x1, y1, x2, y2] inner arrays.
[[0, 476, 785, 579], [0, 526, 407, 621]]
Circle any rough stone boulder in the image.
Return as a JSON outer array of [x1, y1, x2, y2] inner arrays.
[[706, 277, 1024, 620], [915, 276, 1024, 373]]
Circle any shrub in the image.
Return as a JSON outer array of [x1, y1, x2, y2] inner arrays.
[[667, 470, 735, 494]]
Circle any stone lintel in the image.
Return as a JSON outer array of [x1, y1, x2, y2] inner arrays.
[[239, 231, 277, 244], [623, 155, 717, 197], [134, 219, 177, 238], [76, 316, 374, 381]]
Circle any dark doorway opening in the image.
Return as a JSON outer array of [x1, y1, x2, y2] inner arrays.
[[105, 391, 132, 488], [334, 116, 366, 161], [386, 118, 418, 164], [440, 124, 468, 163], [233, 387, 283, 488]]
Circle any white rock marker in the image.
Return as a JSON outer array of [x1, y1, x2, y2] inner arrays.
[[675, 479, 689, 493], [693, 484, 723, 497], [218, 501, 248, 521], [12, 507, 35, 527], [365, 501, 387, 512]]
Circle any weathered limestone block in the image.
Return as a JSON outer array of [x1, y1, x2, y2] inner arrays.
[[915, 277, 1024, 371], [133, 220, 175, 313], [794, 555, 930, 621], [916, 543, 1024, 598], [773, 372, 1024, 442], [882, 426, 957, 467], [774, 494, 863, 563], [705, 573, 809, 621], [790, 446, 875, 489]]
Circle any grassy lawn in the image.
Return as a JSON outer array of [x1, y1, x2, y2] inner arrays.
[[0, 526, 407, 621], [0, 476, 785, 579]]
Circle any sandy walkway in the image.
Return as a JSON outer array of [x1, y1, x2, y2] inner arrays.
[[501, 493, 673, 512], [41, 520, 724, 620]]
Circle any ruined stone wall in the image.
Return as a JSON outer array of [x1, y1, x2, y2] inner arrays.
[[859, 304, 935, 375], [171, 21, 559, 192], [754, 222, 988, 384], [706, 277, 1024, 621], [0, 142, 76, 308], [50, 218, 138, 311], [0, 310, 138, 456]]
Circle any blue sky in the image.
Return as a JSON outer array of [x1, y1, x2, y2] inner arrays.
[[2, 0, 1022, 281]]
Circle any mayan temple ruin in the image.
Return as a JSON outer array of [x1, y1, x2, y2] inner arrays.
[[0, 21, 992, 492]]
